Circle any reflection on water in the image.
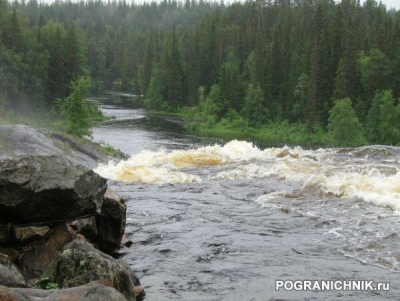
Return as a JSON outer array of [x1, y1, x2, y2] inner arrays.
[[91, 96, 225, 155]]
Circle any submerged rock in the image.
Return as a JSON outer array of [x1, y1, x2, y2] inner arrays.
[[0, 155, 107, 223], [96, 188, 127, 253], [44, 239, 136, 301]]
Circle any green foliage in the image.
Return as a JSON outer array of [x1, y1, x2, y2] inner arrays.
[[328, 98, 365, 147], [57, 76, 95, 137], [1, 0, 400, 147], [379, 90, 400, 145], [35, 277, 59, 290], [366, 90, 385, 143], [242, 84, 268, 127]]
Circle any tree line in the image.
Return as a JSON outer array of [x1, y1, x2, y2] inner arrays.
[[1, 0, 399, 145]]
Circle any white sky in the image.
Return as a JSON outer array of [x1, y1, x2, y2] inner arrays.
[[35, 0, 400, 10], [361, 0, 400, 9]]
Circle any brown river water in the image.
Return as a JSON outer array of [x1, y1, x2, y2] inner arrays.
[[92, 95, 400, 300]]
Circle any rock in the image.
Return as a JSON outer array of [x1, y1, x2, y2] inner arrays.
[[121, 235, 133, 248], [69, 216, 98, 241], [19, 223, 81, 280], [0, 285, 30, 301], [0, 247, 19, 261], [0, 259, 30, 288], [96, 188, 127, 252], [0, 125, 127, 168], [0, 226, 13, 243], [0, 155, 107, 223], [0, 282, 128, 301], [13, 226, 51, 243], [0, 125, 65, 159], [44, 239, 136, 301]]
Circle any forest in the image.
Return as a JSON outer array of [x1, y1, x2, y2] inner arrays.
[[0, 0, 400, 146]]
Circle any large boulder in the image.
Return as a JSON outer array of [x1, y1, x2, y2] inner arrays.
[[0, 155, 107, 223], [0, 282, 128, 301], [0, 259, 30, 288], [44, 239, 136, 301], [96, 188, 127, 252], [18, 223, 81, 280]]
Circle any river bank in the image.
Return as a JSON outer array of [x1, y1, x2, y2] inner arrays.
[[146, 106, 354, 149]]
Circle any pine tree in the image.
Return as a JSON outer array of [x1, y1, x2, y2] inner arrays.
[[46, 28, 66, 103], [328, 98, 365, 147], [64, 25, 85, 88]]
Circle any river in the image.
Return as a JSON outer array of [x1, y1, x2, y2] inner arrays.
[[92, 95, 400, 300]]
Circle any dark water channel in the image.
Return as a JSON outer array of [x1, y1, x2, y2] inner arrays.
[[92, 95, 400, 300]]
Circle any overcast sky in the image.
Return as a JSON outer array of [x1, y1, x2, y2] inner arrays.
[[362, 0, 400, 9], [35, 0, 400, 10]]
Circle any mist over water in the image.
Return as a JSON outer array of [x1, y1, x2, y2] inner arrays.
[[92, 96, 400, 300]]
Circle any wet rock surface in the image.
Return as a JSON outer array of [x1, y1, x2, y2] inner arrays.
[[0, 125, 125, 167], [0, 155, 107, 223], [96, 188, 127, 252], [44, 239, 136, 301]]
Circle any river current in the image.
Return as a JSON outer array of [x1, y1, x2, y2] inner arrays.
[[92, 95, 400, 300]]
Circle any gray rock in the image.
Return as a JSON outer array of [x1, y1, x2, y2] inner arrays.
[[97, 188, 127, 252], [0, 125, 127, 168], [0, 282, 128, 301], [0, 285, 30, 301], [0, 259, 30, 288], [44, 239, 136, 301], [0, 155, 107, 223], [0, 125, 65, 159]]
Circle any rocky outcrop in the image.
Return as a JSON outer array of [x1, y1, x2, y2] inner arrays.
[[0, 282, 129, 301], [0, 259, 29, 288], [97, 188, 127, 252], [0, 125, 141, 300], [44, 239, 136, 301], [0, 125, 127, 168], [0, 155, 107, 223]]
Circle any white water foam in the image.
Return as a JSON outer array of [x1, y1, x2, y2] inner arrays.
[[96, 140, 400, 211]]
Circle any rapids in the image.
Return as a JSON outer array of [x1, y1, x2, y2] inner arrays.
[[92, 95, 400, 300]]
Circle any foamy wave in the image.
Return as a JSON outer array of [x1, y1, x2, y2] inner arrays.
[[96, 140, 400, 209], [251, 165, 400, 212], [95, 162, 200, 184], [306, 169, 400, 211], [95, 140, 312, 184]]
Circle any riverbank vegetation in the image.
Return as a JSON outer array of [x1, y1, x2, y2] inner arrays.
[[1, 0, 399, 147]]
